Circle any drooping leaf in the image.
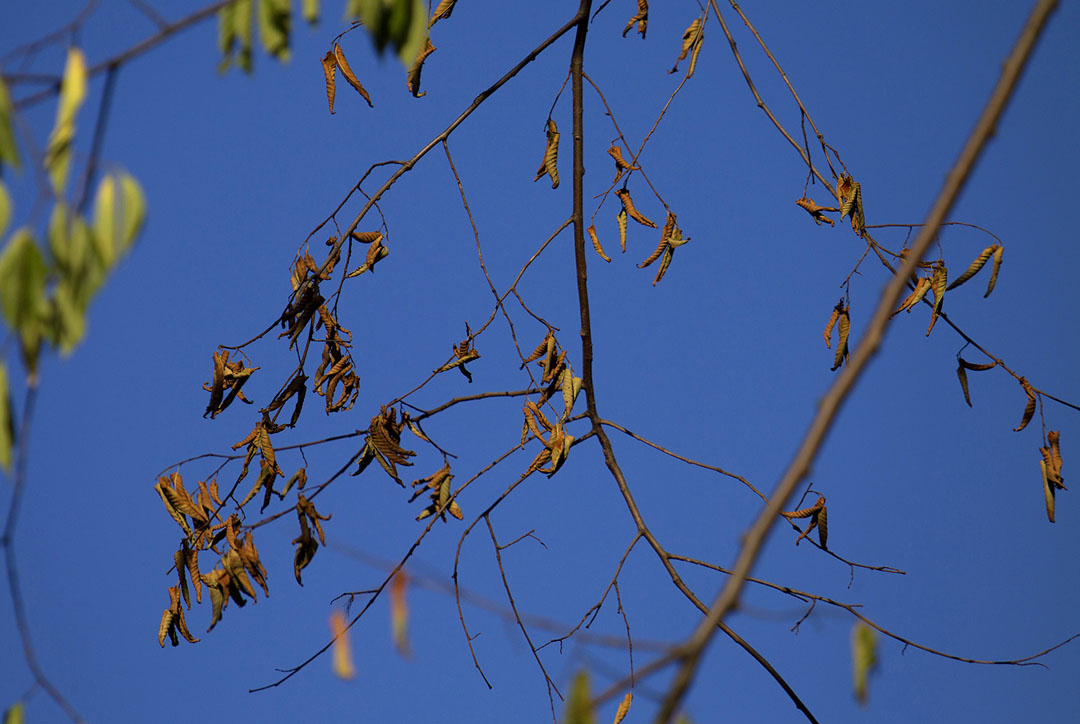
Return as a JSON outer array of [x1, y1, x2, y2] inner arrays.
[[587, 224, 610, 263], [428, 0, 457, 28], [0, 181, 11, 239], [0, 229, 48, 372], [534, 119, 560, 189], [670, 18, 703, 75], [3, 701, 25, 724], [303, 0, 319, 24], [348, 0, 429, 69], [0, 75, 20, 171], [893, 277, 931, 316], [616, 209, 627, 252], [947, 244, 998, 290], [44, 48, 87, 196], [613, 692, 633, 724], [607, 144, 639, 184], [565, 671, 595, 724], [796, 196, 837, 226], [330, 609, 356, 679], [851, 622, 878, 705], [1041, 458, 1056, 523], [334, 44, 374, 107], [257, 0, 291, 61], [616, 188, 656, 228], [956, 363, 972, 407], [623, 0, 648, 38], [926, 262, 947, 336], [0, 363, 12, 474], [984, 245, 1004, 297], [390, 569, 410, 657], [218, 0, 254, 73], [1013, 377, 1036, 432]]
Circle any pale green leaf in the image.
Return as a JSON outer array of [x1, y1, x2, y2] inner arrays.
[[852, 621, 879, 705], [49, 280, 87, 354], [0, 363, 13, 474], [258, 0, 292, 61], [303, 0, 319, 24], [219, 0, 254, 73], [0, 181, 11, 239], [92, 175, 116, 268], [0, 229, 48, 372], [0, 75, 20, 171], [45, 48, 88, 196], [347, 0, 429, 69], [118, 173, 147, 256], [3, 701, 25, 724], [564, 671, 595, 724], [50, 205, 101, 309]]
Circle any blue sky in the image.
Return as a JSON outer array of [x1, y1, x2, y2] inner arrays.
[[2, 1, 1079, 722]]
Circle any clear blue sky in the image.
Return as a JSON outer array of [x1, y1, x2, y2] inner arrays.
[[2, 1, 1079, 722]]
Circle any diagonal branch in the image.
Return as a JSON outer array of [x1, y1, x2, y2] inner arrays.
[[654, 2, 1060, 721]]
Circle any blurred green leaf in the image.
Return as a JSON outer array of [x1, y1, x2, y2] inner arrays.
[[49, 203, 101, 309], [0, 229, 48, 373], [0, 181, 11, 239], [0, 363, 13, 474], [92, 175, 116, 269], [258, 0, 292, 61], [564, 671, 595, 724], [346, 0, 429, 68], [852, 621, 879, 705], [303, 0, 319, 24], [0, 76, 20, 171], [218, 0, 254, 73], [118, 172, 146, 256], [49, 280, 86, 354], [2, 701, 25, 724], [44, 48, 87, 196]]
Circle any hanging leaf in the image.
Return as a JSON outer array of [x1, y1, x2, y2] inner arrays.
[[795, 197, 837, 226], [257, 0, 291, 61], [347, 0, 429, 68], [330, 609, 356, 679], [218, 0, 254, 73], [622, 0, 648, 38], [616, 188, 656, 228], [926, 262, 947, 336], [892, 277, 931, 316], [406, 37, 435, 97], [825, 302, 849, 370], [616, 209, 628, 252], [428, 0, 457, 28], [44, 48, 88, 196], [1013, 377, 1036, 432], [613, 692, 633, 724], [587, 224, 611, 263], [669, 18, 703, 75], [390, 569, 411, 657], [0, 363, 12, 474], [851, 622, 878, 705], [321, 51, 337, 113], [947, 244, 998, 290], [534, 119, 560, 189], [956, 363, 972, 407], [0, 75, 20, 171], [984, 245, 1004, 298], [334, 44, 374, 107], [3, 702, 25, 724], [607, 144, 639, 184], [303, 0, 319, 24], [565, 671, 595, 724], [837, 175, 865, 235], [0, 229, 48, 372], [781, 495, 827, 547]]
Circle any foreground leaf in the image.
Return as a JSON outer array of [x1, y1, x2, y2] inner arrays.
[[45, 48, 87, 195], [852, 622, 878, 705], [330, 609, 356, 679], [565, 671, 595, 724]]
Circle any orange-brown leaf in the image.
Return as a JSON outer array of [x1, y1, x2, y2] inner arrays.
[[1014, 378, 1036, 432], [321, 51, 337, 114], [390, 570, 410, 657], [587, 224, 611, 263], [407, 38, 435, 98], [616, 188, 656, 228], [330, 609, 356, 679], [333, 44, 373, 107]]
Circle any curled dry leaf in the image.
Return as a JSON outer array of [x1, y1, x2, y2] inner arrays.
[[824, 301, 849, 370], [1013, 377, 1037, 432], [984, 244, 1004, 297], [334, 44, 373, 107], [608, 144, 639, 184], [428, 0, 457, 28], [616, 188, 656, 228], [955, 356, 996, 407], [435, 336, 481, 382], [623, 0, 648, 38], [796, 196, 837, 226], [837, 174, 865, 235], [947, 244, 998, 291], [407, 38, 436, 98], [893, 277, 931, 316], [534, 119, 560, 189], [587, 224, 611, 263], [521, 330, 555, 369], [614, 692, 633, 724], [617, 208, 628, 252], [670, 18, 703, 75], [926, 262, 947, 336], [321, 51, 337, 114], [781, 495, 828, 548]]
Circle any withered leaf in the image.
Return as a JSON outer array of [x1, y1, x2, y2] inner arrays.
[[616, 188, 656, 228], [947, 244, 998, 291], [333, 44, 373, 107], [926, 262, 947, 336], [407, 37, 435, 98], [429, 0, 457, 28], [534, 119, 560, 189], [796, 197, 837, 226], [1013, 377, 1037, 432], [893, 277, 931, 316], [607, 144, 639, 184], [670, 18, 703, 75], [321, 51, 337, 114], [984, 245, 1004, 297], [623, 0, 648, 38], [587, 224, 611, 263], [617, 209, 628, 252]]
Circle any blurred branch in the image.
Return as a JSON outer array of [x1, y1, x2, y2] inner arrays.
[[654, 2, 1060, 721]]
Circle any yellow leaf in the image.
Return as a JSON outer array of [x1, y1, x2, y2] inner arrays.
[[926, 263, 947, 336], [613, 691, 632, 724], [334, 44, 373, 107], [1041, 459, 1056, 523], [587, 224, 611, 263], [565, 671, 595, 724], [45, 48, 87, 196], [617, 209, 628, 252], [390, 570, 411, 657], [534, 119, 560, 189], [0, 362, 12, 474], [622, 0, 648, 38], [3, 702, 25, 724], [330, 609, 356, 679], [851, 622, 878, 705], [947, 244, 997, 290]]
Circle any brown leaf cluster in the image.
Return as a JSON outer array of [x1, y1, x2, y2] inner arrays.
[[637, 211, 690, 286], [781, 495, 828, 548], [203, 348, 257, 419], [293, 494, 330, 585], [623, 0, 648, 38], [410, 462, 463, 521], [1040, 430, 1066, 523], [352, 406, 417, 485]]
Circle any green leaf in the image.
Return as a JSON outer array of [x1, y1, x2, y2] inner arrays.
[[118, 173, 147, 256], [218, 0, 254, 73], [0, 180, 11, 239], [49, 280, 87, 354], [346, 0, 429, 69], [0, 363, 13, 474], [50, 204, 101, 309], [45, 48, 88, 196], [0, 75, 20, 171], [852, 621, 879, 706], [258, 0, 292, 61], [303, 0, 319, 24], [3, 701, 25, 724], [564, 671, 595, 724], [92, 175, 116, 268], [0, 229, 48, 373]]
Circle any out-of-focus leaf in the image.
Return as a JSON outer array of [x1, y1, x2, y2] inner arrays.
[[330, 609, 356, 679], [258, 0, 291, 61], [92, 175, 116, 268], [0, 75, 20, 171], [218, 0, 253, 73], [565, 671, 595, 724], [45, 48, 87, 196], [0, 229, 48, 371], [0, 363, 13, 474], [303, 0, 319, 24], [3, 701, 25, 724], [118, 173, 146, 256], [390, 569, 410, 657], [0, 181, 11, 239], [347, 0, 429, 69], [49, 280, 86, 354], [852, 622, 878, 705], [613, 692, 632, 724]]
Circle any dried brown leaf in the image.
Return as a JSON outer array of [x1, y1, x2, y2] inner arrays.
[[587, 224, 611, 263], [616, 188, 656, 228], [1014, 378, 1036, 432], [407, 38, 435, 98], [321, 51, 337, 114], [334, 44, 373, 107]]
